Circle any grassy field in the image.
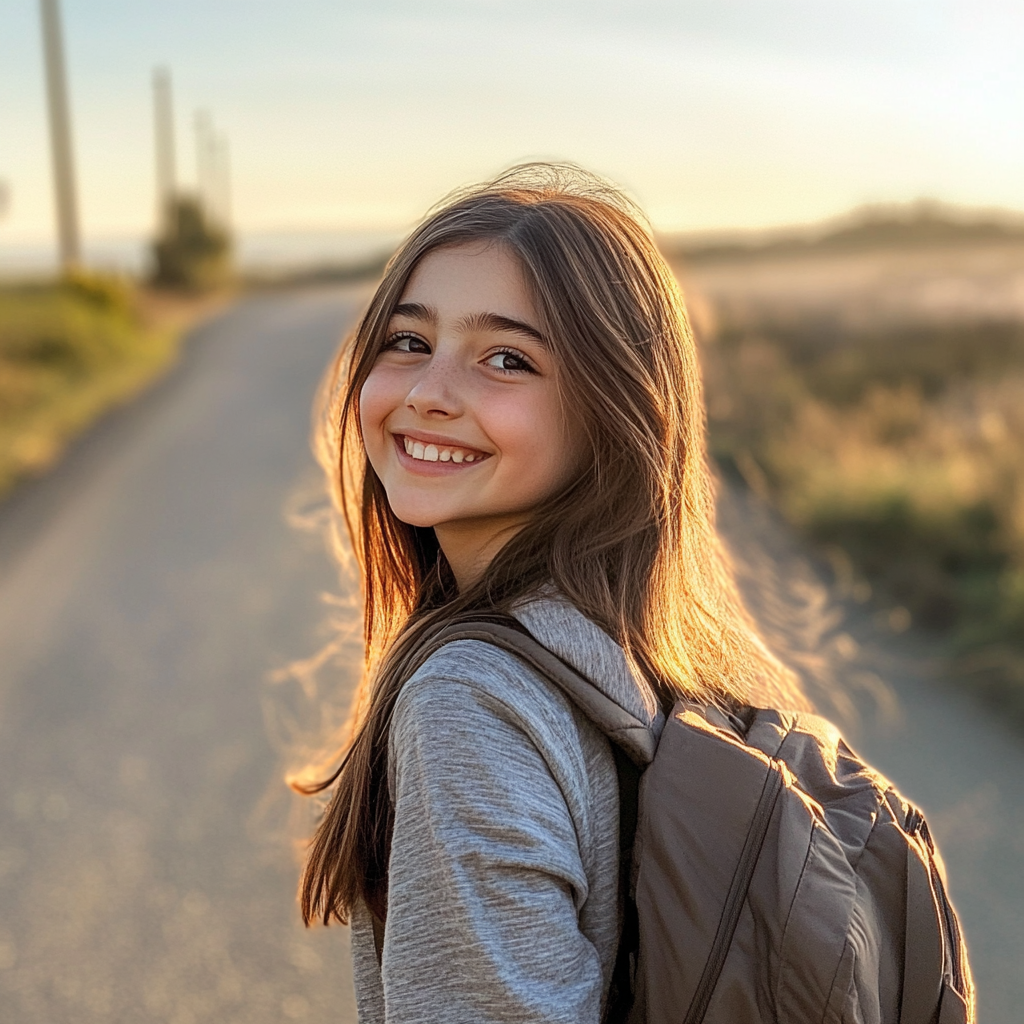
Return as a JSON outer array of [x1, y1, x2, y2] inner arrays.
[[672, 221, 1024, 719], [0, 273, 225, 500]]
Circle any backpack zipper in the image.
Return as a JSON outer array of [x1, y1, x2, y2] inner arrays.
[[683, 761, 785, 1024], [906, 810, 967, 996], [920, 820, 966, 994], [931, 859, 965, 991]]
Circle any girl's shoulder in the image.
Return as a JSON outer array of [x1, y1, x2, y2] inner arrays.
[[390, 595, 661, 776], [392, 632, 586, 775]]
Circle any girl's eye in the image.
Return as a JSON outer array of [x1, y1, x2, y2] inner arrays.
[[385, 332, 430, 354], [484, 349, 537, 374]]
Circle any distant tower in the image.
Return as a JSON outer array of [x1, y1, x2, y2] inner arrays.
[[214, 133, 231, 232], [152, 67, 177, 232], [194, 110, 215, 222], [194, 110, 232, 232], [39, 0, 81, 271]]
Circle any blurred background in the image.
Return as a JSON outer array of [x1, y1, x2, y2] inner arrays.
[[2, 1, 1023, 1021]]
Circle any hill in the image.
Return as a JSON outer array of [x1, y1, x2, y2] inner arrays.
[[663, 202, 1024, 265]]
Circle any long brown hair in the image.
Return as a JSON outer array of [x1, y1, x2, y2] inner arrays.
[[296, 163, 807, 926]]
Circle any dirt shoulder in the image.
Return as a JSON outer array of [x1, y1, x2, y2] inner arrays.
[[0, 280, 236, 501]]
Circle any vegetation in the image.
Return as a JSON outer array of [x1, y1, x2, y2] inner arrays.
[[0, 272, 185, 498], [663, 199, 1024, 264], [152, 195, 232, 290], [680, 224, 1024, 719]]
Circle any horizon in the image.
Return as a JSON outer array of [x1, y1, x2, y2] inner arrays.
[[6, 196, 1024, 278], [2, 1, 1023, 262]]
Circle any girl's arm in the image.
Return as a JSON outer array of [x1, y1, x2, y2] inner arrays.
[[382, 647, 606, 1024]]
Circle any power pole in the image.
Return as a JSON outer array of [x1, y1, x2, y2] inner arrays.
[[152, 67, 177, 233], [194, 109, 215, 224], [193, 110, 232, 232], [39, 0, 81, 272], [214, 133, 231, 233]]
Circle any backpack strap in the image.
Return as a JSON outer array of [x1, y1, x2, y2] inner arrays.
[[423, 619, 658, 766], [900, 834, 945, 1024], [900, 818, 975, 1024], [371, 910, 386, 968]]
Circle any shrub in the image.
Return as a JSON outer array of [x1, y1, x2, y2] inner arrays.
[[151, 196, 232, 290], [700, 311, 1024, 712], [0, 277, 177, 493]]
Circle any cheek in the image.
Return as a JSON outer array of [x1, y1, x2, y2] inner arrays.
[[358, 366, 399, 452], [491, 388, 580, 494], [358, 371, 402, 483]]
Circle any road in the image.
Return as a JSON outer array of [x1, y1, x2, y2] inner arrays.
[[0, 290, 363, 1023], [1, 289, 1021, 1021]]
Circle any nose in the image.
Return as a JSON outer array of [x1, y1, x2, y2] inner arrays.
[[404, 350, 463, 419]]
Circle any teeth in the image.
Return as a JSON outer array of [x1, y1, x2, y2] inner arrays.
[[401, 436, 482, 464]]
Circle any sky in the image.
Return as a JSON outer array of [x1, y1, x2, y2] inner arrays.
[[1, 0, 1023, 250]]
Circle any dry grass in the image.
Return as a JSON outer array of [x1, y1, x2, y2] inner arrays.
[[675, 242, 1024, 718], [0, 273, 230, 500]]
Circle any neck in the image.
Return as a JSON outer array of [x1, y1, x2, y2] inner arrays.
[[434, 516, 528, 590]]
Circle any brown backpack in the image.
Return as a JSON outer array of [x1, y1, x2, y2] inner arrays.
[[420, 619, 976, 1024]]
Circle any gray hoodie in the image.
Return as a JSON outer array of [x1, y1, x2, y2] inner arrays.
[[349, 597, 662, 1024]]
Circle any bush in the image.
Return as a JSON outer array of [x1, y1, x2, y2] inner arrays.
[[700, 311, 1024, 713], [0, 276, 177, 493], [0, 277, 136, 377], [151, 196, 232, 290]]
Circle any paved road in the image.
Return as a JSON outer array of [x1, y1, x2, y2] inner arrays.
[[1, 290, 1021, 1022], [0, 290, 364, 1023]]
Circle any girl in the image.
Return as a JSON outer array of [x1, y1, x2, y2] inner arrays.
[[297, 163, 806, 1023]]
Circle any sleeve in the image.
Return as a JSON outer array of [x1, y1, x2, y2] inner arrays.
[[380, 652, 604, 1024]]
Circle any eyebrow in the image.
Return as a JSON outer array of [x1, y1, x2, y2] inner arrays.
[[390, 303, 547, 346]]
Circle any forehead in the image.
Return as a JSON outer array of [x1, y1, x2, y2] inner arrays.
[[398, 242, 538, 323]]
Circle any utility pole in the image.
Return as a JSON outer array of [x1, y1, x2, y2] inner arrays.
[[194, 109, 215, 224], [152, 67, 177, 233], [39, 0, 81, 272], [214, 133, 231, 232], [193, 111, 232, 232]]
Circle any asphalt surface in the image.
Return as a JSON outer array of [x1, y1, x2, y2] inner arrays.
[[0, 290, 364, 1023], [1, 289, 1021, 1021]]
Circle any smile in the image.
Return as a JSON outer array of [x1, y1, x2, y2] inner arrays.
[[396, 434, 490, 465]]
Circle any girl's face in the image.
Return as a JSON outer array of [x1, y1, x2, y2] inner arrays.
[[359, 241, 580, 583]]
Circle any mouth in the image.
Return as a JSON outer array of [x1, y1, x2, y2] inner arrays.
[[393, 432, 491, 468]]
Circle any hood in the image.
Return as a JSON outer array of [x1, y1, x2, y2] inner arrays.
[[511, 595, 664, 739]]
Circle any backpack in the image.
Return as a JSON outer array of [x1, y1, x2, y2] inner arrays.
[[413, 618, 976, 1024]]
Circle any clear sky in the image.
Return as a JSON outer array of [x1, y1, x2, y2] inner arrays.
[[1, 0, 1023, 245]]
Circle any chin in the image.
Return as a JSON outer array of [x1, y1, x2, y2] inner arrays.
[[394, 512, 442, 529], [385, 497, 447, 529]]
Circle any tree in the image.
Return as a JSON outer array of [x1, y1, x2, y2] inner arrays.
[[151, 195, 232, 290]]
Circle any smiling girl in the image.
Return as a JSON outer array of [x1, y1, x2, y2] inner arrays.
[[298, 164, 806, 1023]]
